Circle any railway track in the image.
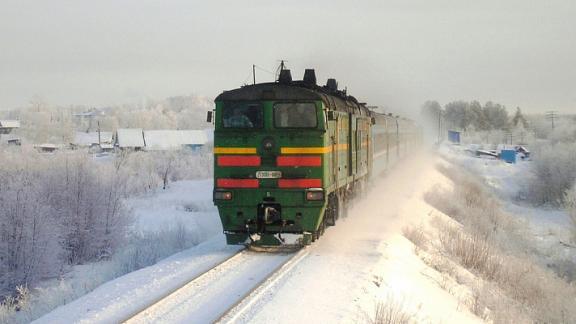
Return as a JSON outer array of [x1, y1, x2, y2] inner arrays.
[[122, 247, 309, 323]]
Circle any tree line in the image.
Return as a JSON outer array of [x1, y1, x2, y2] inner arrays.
[[421, 100, 528, 132]]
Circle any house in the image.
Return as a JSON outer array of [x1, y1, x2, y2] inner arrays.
[[34, 143, 59, 153], [72, 131, 113, 149], [115, 128, 145, 150], [0, 134, 21, 146], [143, 130, 208, 151], [99, 143, 114, 152], [0, 120, 20, 134]]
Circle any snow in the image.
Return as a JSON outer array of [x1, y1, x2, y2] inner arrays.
[[36, 152, 483, 323], [0, 120, 20, 128], [29, 179, 226, 324], [115, 128, 145, 148], [34, 238, 241, 324], [439, 144, 575, 264], [143, 130, 208, 151], [127, 251, 295, 323], [127, 179, 222, 240], [233, 152, 480, 323]]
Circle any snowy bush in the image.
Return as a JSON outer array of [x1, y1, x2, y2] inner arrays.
[[565, 185, 576, 243], [370, 294, 414, 324], [0, 145, 214, 320], [528, 141, 576, 205], [0, 220, 201, 324], [0, 149, 131, 298], [528, 114, 576, 142], [119, 148, 213, 193], [425, 166, 576, 323]]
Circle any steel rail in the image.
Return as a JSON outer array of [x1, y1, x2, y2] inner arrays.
[[215, 248, 310, 323], [120, 248, 245, 323]]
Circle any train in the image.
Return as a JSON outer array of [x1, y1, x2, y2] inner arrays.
[[210, 67, 420, 249]]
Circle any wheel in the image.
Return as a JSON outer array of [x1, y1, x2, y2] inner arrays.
[[312, 215, 327, 242], [325, 194, 337, 226], [319, 216, 326, 236]]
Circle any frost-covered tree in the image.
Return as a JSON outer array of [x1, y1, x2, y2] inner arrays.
[[444, 101, 472, 130], [512, 107, 529, 129], [565, 185, 576, 243], [482, 101, 509, 130], [469, 100, 489, 131], [529, 141, 576, 205], [0, 149, 131, 296], [420, 100, 442, 122]]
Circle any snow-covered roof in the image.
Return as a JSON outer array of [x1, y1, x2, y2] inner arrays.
[[144, 130, 208, 150], [0, 133, 18, 140], [116, 128, 145, 148], [0, 120, 20, 128], [38, 143, 57, 148], [204, 128, 214, 143], [74, 131, 113, 146]]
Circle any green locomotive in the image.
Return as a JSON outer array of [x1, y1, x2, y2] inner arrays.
[[211, 68, 418, 248]]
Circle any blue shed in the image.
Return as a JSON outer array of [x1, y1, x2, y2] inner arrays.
[[500, 149, 516, 163], [448, 130, 461, 144]]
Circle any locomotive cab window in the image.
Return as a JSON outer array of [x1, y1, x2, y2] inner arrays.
[[274, 103, 317, 128], [222, 103, 263, 129]]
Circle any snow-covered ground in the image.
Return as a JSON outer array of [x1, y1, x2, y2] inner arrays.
[[35, 145, 575, 323], [36, 151, 484, 323], [128, 179, 220, 238], [440, 145, 575, 260], [23, 179, 225, 324], [235, 152, 480, 323]]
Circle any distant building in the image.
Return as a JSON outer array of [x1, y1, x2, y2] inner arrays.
[[34, 143, 59, 153], [115, 128, 145, 150], [72, 108, 105, 118], [72, 131, 113, 147], [143, 130, 208, 151], [99, 143, 114, 152], [0, 120, 20, 134], [448, 130, 461, 144], [0, 134, 21, 146]]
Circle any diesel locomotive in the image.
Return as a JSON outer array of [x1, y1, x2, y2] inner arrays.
[[210, 68, 419, 248]]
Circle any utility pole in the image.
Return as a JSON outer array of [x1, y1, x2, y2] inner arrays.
[[505, 132, 514, 145], [546, 111, 557, 130], [252, 64, 256, 85]]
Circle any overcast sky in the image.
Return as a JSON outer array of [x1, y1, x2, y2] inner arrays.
[[1, 0, 574, 115]]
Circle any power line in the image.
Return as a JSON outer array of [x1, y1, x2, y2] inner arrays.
[[254, 65, 275, 76], [546, 110, 557, 129]]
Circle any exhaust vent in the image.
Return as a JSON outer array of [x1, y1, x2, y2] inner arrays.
[[326, 78, 338, 91], [278, 69, 292, 84], [303, 69, 317, 86]]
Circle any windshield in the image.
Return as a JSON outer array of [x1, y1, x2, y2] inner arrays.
[[274, 103, 317, 128], [222, 102, 263, 129]]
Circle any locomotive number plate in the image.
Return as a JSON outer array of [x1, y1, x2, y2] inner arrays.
[[256, 171, 282, 179]]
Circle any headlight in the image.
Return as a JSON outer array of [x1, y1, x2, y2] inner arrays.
[[214, 191, 233, 200], [305, 188, 324, 201]]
